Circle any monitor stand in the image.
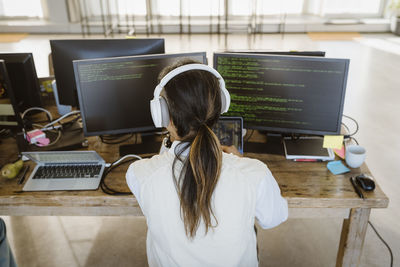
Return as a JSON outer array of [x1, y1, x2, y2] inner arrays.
[[119, 133, 162, 156], [244, 134, 285, 155]]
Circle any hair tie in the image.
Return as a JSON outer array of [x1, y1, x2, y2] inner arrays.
[[198, 121, 209, 130]]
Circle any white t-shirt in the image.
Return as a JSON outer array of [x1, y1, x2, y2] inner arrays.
[[126, 141, 288, 267]]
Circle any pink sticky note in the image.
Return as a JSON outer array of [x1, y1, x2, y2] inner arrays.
[[333, 145, 345, 159], [36, 137, 50, 146]]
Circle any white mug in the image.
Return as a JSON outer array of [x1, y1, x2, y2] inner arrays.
[[345, 145, 366, 168]]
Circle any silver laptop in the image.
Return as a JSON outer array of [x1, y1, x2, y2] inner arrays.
[[22, 151, 106, 191]]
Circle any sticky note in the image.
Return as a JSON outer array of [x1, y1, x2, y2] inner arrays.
[[323, 135, 344, 149], [36, 137, 50, 146], [327, 160, 350, 175], [333, 145, 345, 159]]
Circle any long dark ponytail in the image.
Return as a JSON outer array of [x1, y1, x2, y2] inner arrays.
[[159, 60, 223, 238]]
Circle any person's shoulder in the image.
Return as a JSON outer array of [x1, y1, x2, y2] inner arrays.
[[222, 153, 269, 176], [129, 152, 173, 177]]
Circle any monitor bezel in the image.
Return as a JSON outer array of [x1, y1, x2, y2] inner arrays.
[[0, 60, 25, 131], [0, 52, 42, 111], [74, 52, 208, 137], [222, 50, 326, 57], [50, 38, 165, 107], [213, 52, 349, 136]]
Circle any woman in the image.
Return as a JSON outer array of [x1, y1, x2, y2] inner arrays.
[[126, 59, 288, 266]]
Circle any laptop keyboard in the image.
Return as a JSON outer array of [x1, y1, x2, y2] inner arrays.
[[33, 164, 103, 179]]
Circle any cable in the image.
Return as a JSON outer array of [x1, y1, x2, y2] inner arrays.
[[368, 221, 393, 267], [60, 115, 81, 129], [21, 107, 53, 121], [0, 129, 12, 139], [20, 109, 80, 148], [244, 129, 255, 142], [341, 122, 350, 135], [342, 114, 359, 137], [111, 154, 142, 166], [100, 154, 142, 195], [42, 110, 81, 129], [350, 137, 359, 145], [42, 129, 62, 147], [32, 123, 62, 131], [28, 114, 80, 132], [27, 124, 63, 147]]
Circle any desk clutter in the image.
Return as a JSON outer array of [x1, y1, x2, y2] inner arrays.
[[0, 37, 392, 267], [0, 38, 366, 190]]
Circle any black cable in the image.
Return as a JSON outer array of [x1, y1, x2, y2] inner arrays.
[[350, 137, 359, 145], [342, 114, 359, 137], [100, 158, 137, 195], [244, 129, 254, 142], [368, 221, 393, 267], [0, 129, 12, 139], [341, 122, 350, 135]]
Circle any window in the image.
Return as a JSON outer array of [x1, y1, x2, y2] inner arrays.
[[74, 0, 386, 20], [154, 0, 223, 17], [116, 0, 147, 16], [0, 0, 43, 18], [154, 0, 179, 16], [309, 0, 384, 16], [255, 0, 304, 15], [70, 0, 388, 34], [79, 0, 146, 18]]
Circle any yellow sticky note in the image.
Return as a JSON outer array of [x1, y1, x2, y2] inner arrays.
[[323, 135, 344, 149]]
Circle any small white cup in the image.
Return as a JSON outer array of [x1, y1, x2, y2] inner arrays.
[[345, 145, 366, 168]]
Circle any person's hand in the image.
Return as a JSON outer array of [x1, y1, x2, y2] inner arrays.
[[221, 145, 242, 157]]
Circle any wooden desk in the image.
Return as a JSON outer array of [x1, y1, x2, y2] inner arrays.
[[0, 134, 389, 267]]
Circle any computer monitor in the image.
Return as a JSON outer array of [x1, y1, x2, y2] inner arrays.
[[0, 53, 42, 112], [50, 38, 165, 107], [213, 53, 349, 136], [73, 52, 207, 154], [0, 60, 24, 132], [224, 50, 326, 57]]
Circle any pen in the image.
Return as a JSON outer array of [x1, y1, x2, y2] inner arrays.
[[350, 176, 364, 199], [18, 165, 30, 185], [293, 159, 323, 162]]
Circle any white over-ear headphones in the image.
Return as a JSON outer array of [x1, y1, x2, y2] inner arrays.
[[150, 63, 231, 128]]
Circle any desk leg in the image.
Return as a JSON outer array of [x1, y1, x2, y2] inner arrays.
[[336, 208, 371, 267]]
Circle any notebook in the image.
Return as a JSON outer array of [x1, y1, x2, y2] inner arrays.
[[22, 151, 106, 191]]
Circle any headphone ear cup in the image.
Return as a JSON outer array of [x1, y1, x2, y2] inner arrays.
[[150, 98, 161, 128], [159, 96, 170, 128]]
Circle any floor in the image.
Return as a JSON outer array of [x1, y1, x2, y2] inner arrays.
[[1, 32, 400, 267]]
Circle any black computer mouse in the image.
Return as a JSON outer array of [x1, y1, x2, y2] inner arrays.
[[355, 174, 375, 191]]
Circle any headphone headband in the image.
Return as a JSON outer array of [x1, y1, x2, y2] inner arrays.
[[150, 63, 230, 128]]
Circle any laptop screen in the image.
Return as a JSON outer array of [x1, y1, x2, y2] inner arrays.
[[213, 117, 243, 154]]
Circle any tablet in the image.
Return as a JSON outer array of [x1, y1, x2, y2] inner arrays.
[[283, 136, 334, 161], [212, 117, 243, 154]]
